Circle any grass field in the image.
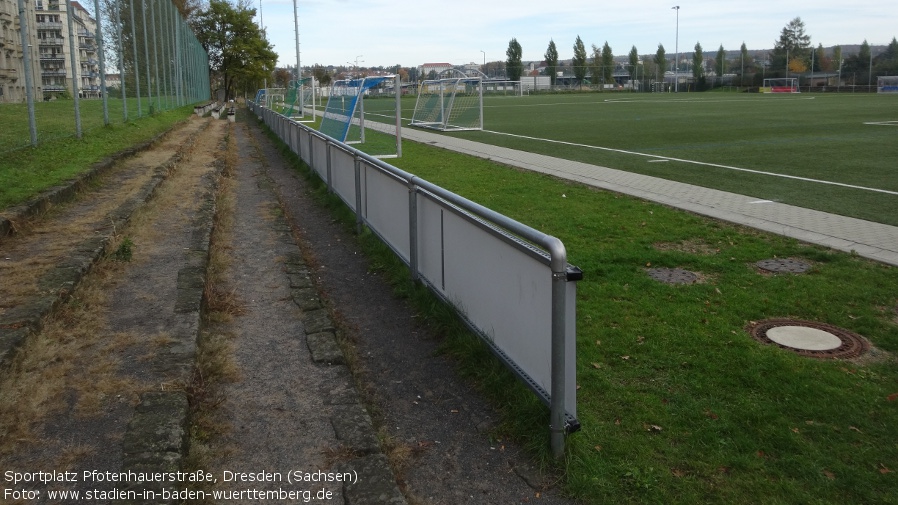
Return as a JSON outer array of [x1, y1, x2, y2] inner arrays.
[[312, 93, 898, 503], [361, 92, 898, 226], [0, 103, 193, 210], [0, 97, 186, 155]]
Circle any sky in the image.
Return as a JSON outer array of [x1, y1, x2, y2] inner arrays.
[[254, 0, 896, 70]]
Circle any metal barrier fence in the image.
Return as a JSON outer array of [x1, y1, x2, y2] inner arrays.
[[2, 0, 209, 152], [249, 101, 583, 457]]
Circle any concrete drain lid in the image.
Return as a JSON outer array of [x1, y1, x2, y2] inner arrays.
[[747, 319, 869, 359], [756, 258, 811, 273], [647, 268, 699, 285]]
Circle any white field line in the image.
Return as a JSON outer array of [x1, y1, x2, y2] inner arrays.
[[481, 96, 818, 108], [482, 129, 898, 197], [864, 120, 898, 126]]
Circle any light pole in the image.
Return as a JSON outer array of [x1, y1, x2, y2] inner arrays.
[[481, 50, 486, 75], [672, 5, 680, 92]]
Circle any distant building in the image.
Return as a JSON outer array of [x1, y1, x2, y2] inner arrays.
[[0, 0, 100, 102], [419, 62, 453, 79]]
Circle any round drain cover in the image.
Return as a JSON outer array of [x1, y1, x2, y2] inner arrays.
[[747, 319, 869, 359], [756, 258, 811, 273], [647, 268, 699, 285], [766, 326, 842, 351]]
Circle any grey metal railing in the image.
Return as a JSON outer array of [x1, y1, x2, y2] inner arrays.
[[248, 101, 583, 457]]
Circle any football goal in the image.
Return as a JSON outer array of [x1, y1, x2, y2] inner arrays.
[[411, 77, 483, 131], [762, 78, 799, 93], [319, 75, 402, 158], [878, 76, 898, 93], [281, 77, 316, 122]]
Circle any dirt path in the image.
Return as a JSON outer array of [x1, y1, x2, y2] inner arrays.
[[0, 116, 224, 503]]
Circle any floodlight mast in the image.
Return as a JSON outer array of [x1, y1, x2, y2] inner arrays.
[[672, 5, 679, 92]]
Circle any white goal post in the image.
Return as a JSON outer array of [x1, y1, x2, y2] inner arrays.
[[878, 76, 898, 93], [411, 77, 483, 131], [762, 78, 799, 93]]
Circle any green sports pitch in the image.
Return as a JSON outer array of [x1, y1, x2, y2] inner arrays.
[[370, 92, 898, 226]]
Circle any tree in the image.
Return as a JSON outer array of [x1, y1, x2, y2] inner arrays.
[[590, 44, 602, 88], [654, 44, 667, 82], [740, 42, 752, 85], [875, 37, 898, 76], [272, 68, 292, 87], [692, 42, 704, 80], [628, 46, 639, 88], [772, 17, 811, 73], [193, 0, 277, 98], [601, 42, 614, 86], [572, 36, 588, 89], [716, 44, 727, 84], [506, 38, 523, 81], [833, 46, 843, 69], [843, 40, 872, 84], [544, 40, 559, 86], [311, 64, 331, 87]]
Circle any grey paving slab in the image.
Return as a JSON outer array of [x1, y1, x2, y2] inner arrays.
[[394, 125, 898, 267]]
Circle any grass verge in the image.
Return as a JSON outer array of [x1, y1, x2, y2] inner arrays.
[[0, 106, 194, 210]]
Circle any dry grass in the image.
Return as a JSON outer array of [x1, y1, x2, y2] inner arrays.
[[183, 123, 243, 486], [0, 259, 139, 459]]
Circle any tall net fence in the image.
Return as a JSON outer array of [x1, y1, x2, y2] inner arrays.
[[0, 0, 209, 154]]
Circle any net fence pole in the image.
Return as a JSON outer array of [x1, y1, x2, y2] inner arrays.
[[128, 0, 142, 116], [150, 0, 160, 112], [140, 0, 152, 113], [115, 2, 127, 121], [93, 0, 109, 125], [173, 3, 182, 106], [65, 0, 82, 138], [16, 0, 37, 145], [161, 0, 171, 111]]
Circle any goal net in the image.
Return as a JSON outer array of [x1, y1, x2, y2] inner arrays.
[[319, 75, 402, 158], [761, 78, 799, 93], [878, 76, 898, 94], [281, 77, 316, 121], [411, 77, 483, 131]]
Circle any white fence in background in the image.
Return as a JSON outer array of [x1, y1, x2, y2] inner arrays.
[[249, 102, 582, 456]]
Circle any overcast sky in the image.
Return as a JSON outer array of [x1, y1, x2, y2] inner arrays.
[[255, 0, 894, 69]]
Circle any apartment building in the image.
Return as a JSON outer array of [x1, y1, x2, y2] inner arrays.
[[0, 0, 99, 102]]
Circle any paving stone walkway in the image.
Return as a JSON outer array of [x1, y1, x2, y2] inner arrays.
[[393, 126, 898, 267]]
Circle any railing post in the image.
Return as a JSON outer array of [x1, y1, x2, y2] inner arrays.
[[408, 179, 419, 282], [549, 241, 568, 460], [354, 155, 363, 235], [326, 141, 333, 192]]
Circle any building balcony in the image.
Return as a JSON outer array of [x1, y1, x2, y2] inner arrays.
[[43, 84, 66, 91], [0, 67, 17, 79], [40, 54, 65, 61], [37, 21, 63, 29], [38, 38, 64, 46], [42, 69, 66, 76], [0, 11, 13, 24]]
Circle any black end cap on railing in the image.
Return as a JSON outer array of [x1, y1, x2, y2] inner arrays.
[[565, 266, 584, 282], [565, 415, 582, 434]]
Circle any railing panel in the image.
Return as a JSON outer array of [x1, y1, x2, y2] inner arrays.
[[330, 146, 357, 211], [418, 192, 576, 416], [362, 162, 411, 262]]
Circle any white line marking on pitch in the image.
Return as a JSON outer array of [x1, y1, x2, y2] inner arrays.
[[482, 130, 898, 197], [864, 120, 898, 126]]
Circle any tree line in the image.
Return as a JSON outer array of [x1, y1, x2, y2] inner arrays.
[[504, 17, 898, 89]]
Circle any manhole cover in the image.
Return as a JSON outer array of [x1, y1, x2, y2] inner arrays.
[[647, 268, 699, 285], [756, 258, 811, 273], [747, 319, 869, 359]]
